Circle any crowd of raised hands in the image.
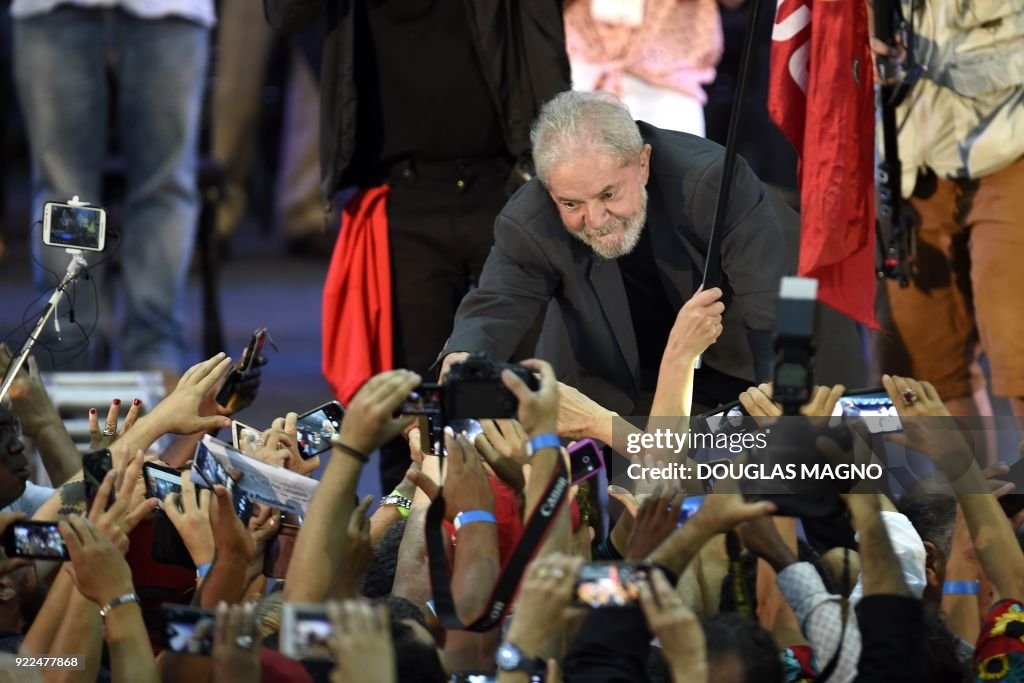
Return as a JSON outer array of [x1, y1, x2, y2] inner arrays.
[[1, 300, 1024, 683]]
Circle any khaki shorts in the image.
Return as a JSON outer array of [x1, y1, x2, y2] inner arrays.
[[873, 155, 1024, 399]]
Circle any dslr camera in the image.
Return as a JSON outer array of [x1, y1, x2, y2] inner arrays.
[[401, 353, 539, 420]]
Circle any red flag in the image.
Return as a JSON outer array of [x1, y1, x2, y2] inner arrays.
[[768, 0, 877, 327], [322, 186, 393, 405]]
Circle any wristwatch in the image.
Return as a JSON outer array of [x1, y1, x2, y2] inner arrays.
[[525, 432, 561, 458], [380, 494, 412, 510], [495, 641, 546, 674]]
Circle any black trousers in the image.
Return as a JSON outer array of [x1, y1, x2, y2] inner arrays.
[[378, 157, 511, 493]]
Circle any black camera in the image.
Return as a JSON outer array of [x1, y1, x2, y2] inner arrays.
[[400, 354, 539, 419]]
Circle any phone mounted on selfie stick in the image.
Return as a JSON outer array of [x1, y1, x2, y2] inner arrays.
[[0, 196, 102, 404]]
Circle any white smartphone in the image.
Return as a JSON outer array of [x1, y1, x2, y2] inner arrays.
[[42, 201, 106, 252], [231, 420, 262, 452]]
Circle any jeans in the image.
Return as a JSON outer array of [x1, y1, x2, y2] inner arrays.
[[13, 7, 209, 371]]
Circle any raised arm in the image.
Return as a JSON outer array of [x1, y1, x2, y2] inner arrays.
[[883, 374, 1024, 601], [0, 347, 79, 485], [284, 370, 419, 603]]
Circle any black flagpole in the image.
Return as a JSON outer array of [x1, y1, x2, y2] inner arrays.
[[697, 0, 771, 382]]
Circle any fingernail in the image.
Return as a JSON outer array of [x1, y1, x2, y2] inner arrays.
[[133, 398, 141, 406], [113, 398, 121, 406], [89, 408, 96, 415]]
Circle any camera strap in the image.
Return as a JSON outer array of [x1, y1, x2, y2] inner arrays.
[[425, 454, 570, 632]]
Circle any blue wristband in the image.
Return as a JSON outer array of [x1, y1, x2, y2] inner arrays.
[[454, 509, 497, 532], [196, 562, 213, 580], [943, 580, 979, 595], [526, 433, 561, 457]]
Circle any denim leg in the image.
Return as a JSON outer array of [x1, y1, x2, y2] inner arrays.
[[13, 8, 110, 370], [114, 13, 209, 371]]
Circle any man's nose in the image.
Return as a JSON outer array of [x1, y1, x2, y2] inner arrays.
[[584, 203, 607, 229]]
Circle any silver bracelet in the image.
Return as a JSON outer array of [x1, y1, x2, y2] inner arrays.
[[99, 592, 139, 618]]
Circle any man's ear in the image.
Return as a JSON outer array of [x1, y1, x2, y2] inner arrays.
[[639, 144, 652, 185], [923, 540, 942, 588]]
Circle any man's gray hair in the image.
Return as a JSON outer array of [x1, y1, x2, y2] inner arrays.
[[530, 91, 644, 187], [898, 489, 957, 561]]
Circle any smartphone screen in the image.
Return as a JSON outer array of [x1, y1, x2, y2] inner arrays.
[[295, 401, 345, 459], [568, 439, 604, 485], [42, 202, 106, 252], [574, 562, 651, 608], [678, 495, 705, 524], [192, 442, 228, 489], [231, 420, 262, 452], [428, 418, 484, 456], [161, 605, 216, 656], [82, 448, 112, 501], [701, 400, 748, 435], [4, 521, 70, 560], [280, 604, 333, 660], [398, 385, 444, 416], [832, 388, 903, 433], [144, 463, 182, 503], [191, 443, 253, 525]]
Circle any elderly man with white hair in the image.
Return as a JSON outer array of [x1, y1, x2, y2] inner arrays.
[[440, 91, 794, 416]]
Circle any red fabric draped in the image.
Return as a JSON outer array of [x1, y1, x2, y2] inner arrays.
[[322, 186, 393, 405]]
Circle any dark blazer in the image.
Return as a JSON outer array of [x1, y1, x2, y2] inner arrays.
[[444, 123, 791, 413]]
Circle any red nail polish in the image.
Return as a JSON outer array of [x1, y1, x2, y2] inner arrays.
[[89, 408, 96, 415], [133, 398, 141, 406], [113, 398, 121, 406]]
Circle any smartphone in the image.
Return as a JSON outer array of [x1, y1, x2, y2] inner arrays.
[[2, 521, 69, 560], [280, 603, 333, 661], [42, 201, 106, 252], [399, 385, 445, 416], [191, 443, 254, 526], [568, 439, 605, 485], [143, 462, 183, 503], [192, 442, 228, 490], [700, 400, 749, 435], [231, 420, 262, 452], [678, 495, 705, 524], [574, 561, 651, 608], [215, 327, 271, 407], [295, 401, 345, 459], [832, 387, 903, 433], [82, 448, 113, 501], [160, 604, 216, 656], [423, 418, 484, 456]]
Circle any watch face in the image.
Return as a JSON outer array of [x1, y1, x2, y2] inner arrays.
[[496, 642, 521, 670]]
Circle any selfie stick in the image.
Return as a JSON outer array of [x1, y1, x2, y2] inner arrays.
[[694, 0, 764, 373], [0, 197, 92, 405]]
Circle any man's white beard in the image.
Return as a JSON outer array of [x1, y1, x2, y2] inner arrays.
[[569, 187, 647, 260]]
